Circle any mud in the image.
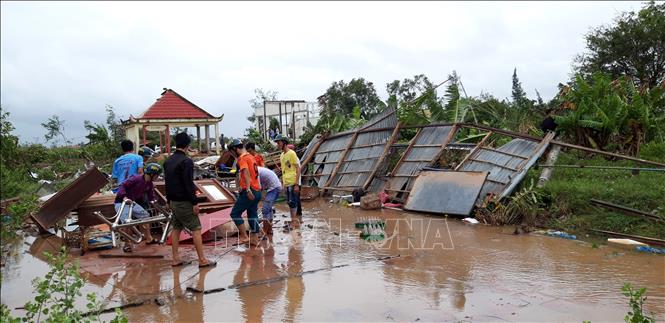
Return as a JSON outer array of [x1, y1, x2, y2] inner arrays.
[[2, 199, 664, 322]]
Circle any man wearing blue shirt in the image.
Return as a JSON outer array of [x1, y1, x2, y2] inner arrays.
[[111, 140, 144, 193]]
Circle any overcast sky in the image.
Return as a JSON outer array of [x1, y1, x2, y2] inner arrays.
[[1, 1, 644, 144]]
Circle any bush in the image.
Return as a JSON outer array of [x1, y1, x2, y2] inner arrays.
[[622, 283, 655, 323], [0, 247, 127, 323], [536, 151, 665, 238]]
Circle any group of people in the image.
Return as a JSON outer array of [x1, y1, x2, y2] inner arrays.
[[224, 134, 301, 246], [109, 133, 302, 268]]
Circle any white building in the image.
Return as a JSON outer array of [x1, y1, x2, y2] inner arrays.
[[254, 100, 320, 141]]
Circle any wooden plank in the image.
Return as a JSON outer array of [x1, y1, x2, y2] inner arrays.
[[410, 144, 444, 148], [403, 158, 440, 163], [323, 131, 359, 190], [33, 167, 108, 230], [315, 148, 348, 154], [349, 142, 388, 149], [300, 135, 326, 171], [344, 156, 379, 162], [311, 161, 340, 165], [466, 158, 519, 171], [479, 146, 529, 159], [455, 131, 493, 171], [335, 170, 373, 175]]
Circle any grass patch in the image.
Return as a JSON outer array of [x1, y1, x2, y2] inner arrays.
[[527, 147, 665, 239]]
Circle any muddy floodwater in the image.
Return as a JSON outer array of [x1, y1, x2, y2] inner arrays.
[[2, 199, 664, 322]]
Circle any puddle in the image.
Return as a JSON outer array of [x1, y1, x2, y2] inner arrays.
[[2, 199, 664, 322]]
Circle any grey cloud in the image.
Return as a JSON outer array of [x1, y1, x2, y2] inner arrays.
[[1, 1, 642, 143]]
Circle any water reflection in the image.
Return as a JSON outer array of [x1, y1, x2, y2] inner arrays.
[[233, 239, 283, 322], [284, 231, 304, 321]]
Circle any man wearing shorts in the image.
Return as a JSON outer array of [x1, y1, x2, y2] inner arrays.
[[164, 132, 216, 268]]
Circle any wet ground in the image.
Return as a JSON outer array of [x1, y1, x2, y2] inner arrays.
[[2, 199, 664, 322]]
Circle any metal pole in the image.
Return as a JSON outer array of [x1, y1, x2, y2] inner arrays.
[[263, 101, 267, 140], [279, 102, 283, 136], [536, 164, 665, 172]]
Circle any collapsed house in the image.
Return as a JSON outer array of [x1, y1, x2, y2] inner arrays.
[[299, 107, 665, 216]]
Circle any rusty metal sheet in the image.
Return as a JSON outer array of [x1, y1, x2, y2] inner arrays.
[[32, 167, 108, 230], [404, 171, 488, 216]]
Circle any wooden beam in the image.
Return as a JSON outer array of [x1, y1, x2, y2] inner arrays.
[[390, 128, 422, 177], [363, 122, 402, 191], [478, 146, 528, 159], [455, 131, 493, 171], [467, 158, 519, 171], [335, 170, 373, 175], [348, 142, 388, 149], [323, 131, 359, 190], [315, 148, 348, 154], [300, 135, 326, 172], [551, 140, 665, 168]]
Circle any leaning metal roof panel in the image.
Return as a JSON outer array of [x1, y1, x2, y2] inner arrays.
[[458, 138, 541, 205], [385, 126, 456, 199]]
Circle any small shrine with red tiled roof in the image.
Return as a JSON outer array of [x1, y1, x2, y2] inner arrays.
[[123, 88, 224, 154]]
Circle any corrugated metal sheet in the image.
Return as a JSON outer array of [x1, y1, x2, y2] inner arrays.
[[385, 126, 456, 199], [307, 134, 354, 187], [458, 138, 542, 205], [404, 171, 488, 215], [302, 107, 397, 189], [329, 107, 397, 189]]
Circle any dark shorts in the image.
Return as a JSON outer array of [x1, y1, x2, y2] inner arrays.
[[169, 200, 201, 231]]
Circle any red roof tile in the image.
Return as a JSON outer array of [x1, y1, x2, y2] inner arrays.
[[138, 89, 215, 120]]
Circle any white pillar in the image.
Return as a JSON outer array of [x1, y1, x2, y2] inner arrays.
[[125, 124, 141, 153], [214, 122, 220, 156]]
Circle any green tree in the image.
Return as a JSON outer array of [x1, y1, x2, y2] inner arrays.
[[319, 78, 385, 119], [83, 121, 111, 144], [105, 105, 124, 144], [574, 1, 665, 88], [555, 73, 663, 155], [269, 117, 280, 132], [511, 68, 529, 108], [41, 115, 68, 145], [0, 109, 19, 166], [388, 74, 446, 124]]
